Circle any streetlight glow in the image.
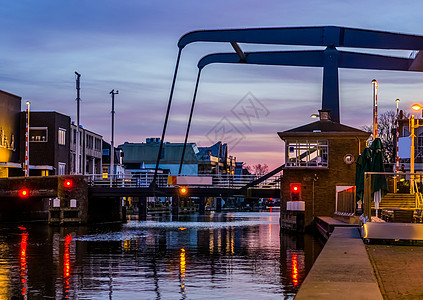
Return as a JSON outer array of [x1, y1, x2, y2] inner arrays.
[[412, 104, 422, 111]]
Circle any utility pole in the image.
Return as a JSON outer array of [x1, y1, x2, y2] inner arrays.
[[110, 89, 118, 187], [75, 72, 81, 175]]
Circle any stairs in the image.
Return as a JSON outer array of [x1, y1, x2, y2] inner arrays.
[[371, 193, 417, 209]]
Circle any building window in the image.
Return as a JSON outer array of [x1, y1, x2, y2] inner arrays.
[[95, 138, 101, 151], [58, 162, 66, 175], [286, 140, 328, 167], [58, 128, 66, 145], [86, 134, 94, 149], [29, 127, 48, 142]]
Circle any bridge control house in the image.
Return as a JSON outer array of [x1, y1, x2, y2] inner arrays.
[[278, 110, 370, 231]]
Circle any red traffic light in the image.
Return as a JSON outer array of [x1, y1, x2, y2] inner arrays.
[[291, 184, 300, 192], [290, 183, 301, 201], [64, 179, 73, 189], [19, 188, 30, 198]]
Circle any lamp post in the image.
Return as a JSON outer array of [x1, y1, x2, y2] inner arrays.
[[75, 72, 81, 175], [372, 79, 378, 139], [395, 99, 400, 188], [25, 101, 30, 177], [410, 103, 423, 194], [109, 89, 118, 187]]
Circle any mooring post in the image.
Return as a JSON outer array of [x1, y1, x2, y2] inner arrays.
[[198, 196, 206, 214], [172, 194, 179, 215], [138, 197, 147, 221]]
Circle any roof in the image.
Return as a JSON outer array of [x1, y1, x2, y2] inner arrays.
[[278, 119, 370, 139]]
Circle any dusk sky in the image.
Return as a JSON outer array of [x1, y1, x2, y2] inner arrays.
[[2, 1, 423, 170]]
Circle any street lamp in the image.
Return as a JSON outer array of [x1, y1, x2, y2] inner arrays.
[[372, 79, 378, 139], [409, 103, 423, 193], [109, 89, 119, 187], [25, 101, 30, 177], [395, 99, 400, 192]]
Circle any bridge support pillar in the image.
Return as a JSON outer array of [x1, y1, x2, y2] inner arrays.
[[122, 199, 127, 223], [138, 197, 147, 221], [199, 196, 205, 214], [172, 196, 179, 215], [216, 197, 222, 212]]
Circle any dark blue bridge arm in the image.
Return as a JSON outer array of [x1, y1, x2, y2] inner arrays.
[[179, 26, 423, 50], [197, 50, 419, 72]]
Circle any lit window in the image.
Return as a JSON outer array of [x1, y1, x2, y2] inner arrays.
[[58, 128, 66, 145], [286, 140, 328, 168], [29, 127, 48, 142]]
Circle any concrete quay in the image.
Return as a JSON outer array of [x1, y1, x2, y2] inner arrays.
[[295, 227, 383, 299]]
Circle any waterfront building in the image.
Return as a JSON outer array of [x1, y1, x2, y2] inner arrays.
[[19, 111, 71, 176], [197, 141, 236, 175], [278, 110, 370, 231], [118, 138, 236, 176], [0, 90, 21, 177], [70, 123, 102, 175], [102, 140, 125, 178]]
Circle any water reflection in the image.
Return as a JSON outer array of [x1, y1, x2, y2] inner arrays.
[[63, 234, 72, 298], [0, 212, 323, 299], [179, 248, 186, 297], [19, 227, 28, 299]]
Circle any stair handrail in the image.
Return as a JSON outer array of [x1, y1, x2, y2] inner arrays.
[[414, 180, 423, 209]]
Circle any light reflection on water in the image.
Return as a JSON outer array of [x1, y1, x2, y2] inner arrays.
[[0, 212, 323, 299]]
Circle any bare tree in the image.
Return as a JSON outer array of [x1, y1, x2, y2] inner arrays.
[[244, 163, 269, 176], [362, 110, 408, 164]]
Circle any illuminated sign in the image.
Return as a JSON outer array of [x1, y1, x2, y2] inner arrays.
[[0, 128, 15, 151]]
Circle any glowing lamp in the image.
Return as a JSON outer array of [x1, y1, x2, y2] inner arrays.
[[179, 187, 188, 196], [290, 183, 301, 201], [19, 188, 30, 198], [64, 179, 73, 189], [412, 104, 422, 111]]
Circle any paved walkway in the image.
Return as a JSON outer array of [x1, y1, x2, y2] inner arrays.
[[295, 227, 382, 299], [367, 244, 423, 299]]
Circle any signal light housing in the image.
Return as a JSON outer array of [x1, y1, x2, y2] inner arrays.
[[19, 188, 30, 198], [290, 183, 301, 201]]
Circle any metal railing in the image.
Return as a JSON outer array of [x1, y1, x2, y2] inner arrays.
[[87, 173, 281, 189], [363, 171, 423, 222]]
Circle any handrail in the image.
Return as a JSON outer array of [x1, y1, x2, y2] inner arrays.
[[414, 180, 423, 209], [86, 173, 281, 190]]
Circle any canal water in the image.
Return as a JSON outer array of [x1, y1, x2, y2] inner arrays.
[[0, 211, 323, 299]]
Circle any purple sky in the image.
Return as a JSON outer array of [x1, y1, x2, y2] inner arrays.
[[2, 1, 423, 170]]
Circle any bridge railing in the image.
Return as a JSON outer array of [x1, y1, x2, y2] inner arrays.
[[87, 173, 281, 190]]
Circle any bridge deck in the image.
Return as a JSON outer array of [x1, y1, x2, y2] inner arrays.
[[88, 186, 280, 198]]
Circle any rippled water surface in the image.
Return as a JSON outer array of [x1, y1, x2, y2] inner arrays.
[[0, 211, 323, 299]]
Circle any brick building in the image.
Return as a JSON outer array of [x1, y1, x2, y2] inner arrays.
[[278, 110, 369, 231]]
